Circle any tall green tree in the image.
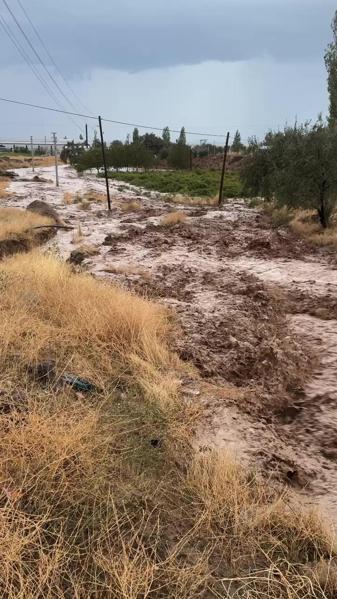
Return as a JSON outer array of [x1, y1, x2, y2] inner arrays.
[[177, 127, 186, 145], [133, 128, 140, 144], [325, 11, 337, 126], [168, 143, 190, 169], [231, 130, 245, 152], [162, 126, 171, 143]]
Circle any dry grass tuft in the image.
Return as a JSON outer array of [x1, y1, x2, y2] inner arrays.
[[84, 191, 106, 203], [72, 223, 84, 243], [171, 193, 217, 206], [0, 207, 52, 240], [290, 210, 337, 246], [261, 204, 337, 247], [103, 263, 151, 279], [120, 200, 141, 212], [0, 253, 335, 596], [63, 191, 74, 205], [0, 178, 10, 199], [79, 199, 91, 210], [161, 210, 187, 226], [0, 252, 175, 394]]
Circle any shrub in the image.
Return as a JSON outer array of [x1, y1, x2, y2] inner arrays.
[[241, 120, 337, 228]]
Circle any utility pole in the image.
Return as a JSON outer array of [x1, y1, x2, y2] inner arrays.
[[30, 135, 35, 172], [52, 132, 59, 187], [218, 132, 230, 207], [85, 123, 88, 148], [98, 115, 111, 211], [44, 135, 47, 154]]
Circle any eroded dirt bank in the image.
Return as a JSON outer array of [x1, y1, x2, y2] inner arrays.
[[5, 164, 337, 523]]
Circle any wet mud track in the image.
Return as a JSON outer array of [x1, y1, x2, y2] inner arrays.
[[5, 165, 337, 524]]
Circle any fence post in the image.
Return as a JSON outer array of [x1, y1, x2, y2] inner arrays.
[[98, 115, 111, 211], [52, 132, 59, 187], [30, 135, 35, 172], [218, 132, 230, 207]]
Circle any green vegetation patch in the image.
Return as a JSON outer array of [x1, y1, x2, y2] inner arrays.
[[107, 169, 243, 197]]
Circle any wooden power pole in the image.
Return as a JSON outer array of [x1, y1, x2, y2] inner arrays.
[[98, 115, 111, 211], [218, 132, 230, 207], [30, 135, 35, 172], [52, 132, 59, 187]]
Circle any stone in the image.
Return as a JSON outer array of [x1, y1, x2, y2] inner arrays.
[[26, 200, 62, 224], [68, 245, 99, 265]]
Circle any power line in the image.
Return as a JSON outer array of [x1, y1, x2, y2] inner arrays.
[[0, 14, 68, 111], [15, 0, 93, 116], [2, 0, 83, 132], [0, 97, 227, 139], [3, 0, 78, 113], [0, 14, 82, 133]]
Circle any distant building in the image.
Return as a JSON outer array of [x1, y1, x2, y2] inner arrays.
[[0, 144, 7, 152]]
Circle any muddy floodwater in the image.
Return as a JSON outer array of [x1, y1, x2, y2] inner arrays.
[[6, 164, 337, 524]]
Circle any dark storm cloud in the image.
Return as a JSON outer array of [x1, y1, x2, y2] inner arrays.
[[0, 0, 335, 75]]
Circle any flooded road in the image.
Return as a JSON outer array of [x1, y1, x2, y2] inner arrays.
[[5, 164, 337, 524]]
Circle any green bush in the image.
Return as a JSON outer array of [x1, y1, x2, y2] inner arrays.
[[106, 170, 243, 198]]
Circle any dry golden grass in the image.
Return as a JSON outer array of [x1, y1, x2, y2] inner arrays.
[[83, 190, 106, 203], [120, 200, 141, 212], [0, 154, 54, 170], [0, 178, 10, 199], [72, 223, 84, 243], [161, 210, 187, 226], [79, 199, 91, 210], [63, 191, 74, 205], [171, 193, 217, 206], [261, 203, 337, 247], [103, 263, 151, 279], [290, 210, 337, 246], [0, 252, 335, 596], [0, 207, 52, 241], [0, 252, 175, 394]]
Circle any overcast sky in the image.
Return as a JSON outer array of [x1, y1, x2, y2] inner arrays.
[[0, 0, 335, 145]]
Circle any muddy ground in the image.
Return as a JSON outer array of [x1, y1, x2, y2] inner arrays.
[[4, 164, 337, 524]]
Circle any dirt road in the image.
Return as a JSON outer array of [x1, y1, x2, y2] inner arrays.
[[5, 164, 337, 523]]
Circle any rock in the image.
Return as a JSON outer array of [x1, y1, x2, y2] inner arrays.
[[0, 169, 16, 179], [248, 237, 272, 250], [103, 233, 120, 245], [32, 175, 51, 183], [68, 245, 99, 265], [26, 200, 62, 224]]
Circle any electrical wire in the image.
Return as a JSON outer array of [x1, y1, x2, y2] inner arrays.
[[0, 97, 228, 139], [2, 0, 83, 131], [15, 0, 93, 116], [0, 14, 82, 133], [3, 0, 78, 113], [0, 14, 68, 111]]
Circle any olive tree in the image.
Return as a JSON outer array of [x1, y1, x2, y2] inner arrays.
[[325, 10, 337, 126], [241, 120, 337, 227]]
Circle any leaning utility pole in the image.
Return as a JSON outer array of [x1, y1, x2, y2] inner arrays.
[[98, 115, 111, 211], [30, 135, 35, 172], [218, 132, 230, 207], [52, 132, 59, 187]]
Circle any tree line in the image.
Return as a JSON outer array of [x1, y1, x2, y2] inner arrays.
[[62, 125, 194, 172], [241, 10, 337, 228], [61, 124, 247, 174]]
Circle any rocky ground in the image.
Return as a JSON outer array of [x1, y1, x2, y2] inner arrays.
[[4, 164, 337, 525]]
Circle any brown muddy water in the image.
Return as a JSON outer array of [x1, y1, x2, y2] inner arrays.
[[5, 164, 337, 525]]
